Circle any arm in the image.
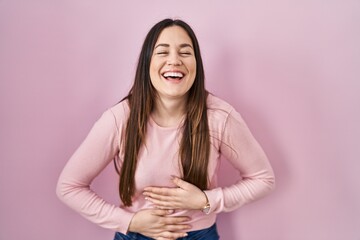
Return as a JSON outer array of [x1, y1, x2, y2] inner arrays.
[[57, 108, 191, 238], [204, 108, 275, 213], [56, 109, 134, 234]]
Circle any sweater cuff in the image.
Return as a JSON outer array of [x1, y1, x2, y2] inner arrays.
[[86, 206, 135, 234], [114, 209, 136, 234], [203, 188, 224, 214]]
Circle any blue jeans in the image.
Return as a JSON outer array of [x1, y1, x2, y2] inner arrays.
[[113, 223, 219, 240]]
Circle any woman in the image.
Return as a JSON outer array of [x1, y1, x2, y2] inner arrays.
[[56, 18, 275, 240]]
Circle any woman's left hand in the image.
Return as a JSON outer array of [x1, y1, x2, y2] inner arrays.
[[143, 177, 208, 211]]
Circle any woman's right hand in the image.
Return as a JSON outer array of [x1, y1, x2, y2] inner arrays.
[[128, 209, 191, 240]]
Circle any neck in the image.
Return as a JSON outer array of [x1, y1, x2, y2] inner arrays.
[[152, 96, 187, 127]]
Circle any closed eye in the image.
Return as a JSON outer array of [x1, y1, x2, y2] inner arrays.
[[180, 52, 192, 56], [156, 51, 168, 55]]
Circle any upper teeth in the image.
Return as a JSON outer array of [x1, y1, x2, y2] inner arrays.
[[163, 72, 184, 78]]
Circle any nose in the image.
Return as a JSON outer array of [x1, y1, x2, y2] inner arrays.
[[167, 53, 182, 66]]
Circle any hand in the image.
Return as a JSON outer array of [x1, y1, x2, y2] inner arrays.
[[128, 208, 191, 240], [143, 177, 208, 211]]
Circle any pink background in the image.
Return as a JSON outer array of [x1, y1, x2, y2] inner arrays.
[[1, 1, 359, 239]]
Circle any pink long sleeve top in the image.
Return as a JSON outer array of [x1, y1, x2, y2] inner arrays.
[[56, 94, 275, 234]]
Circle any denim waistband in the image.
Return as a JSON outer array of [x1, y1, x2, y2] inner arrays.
[[114, 223, 219, 240]]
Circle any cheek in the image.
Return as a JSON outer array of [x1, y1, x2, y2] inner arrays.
[[150, 59, 163, 76], [149, 63, 158, 79], [190, 62, 197, 79], [189, 59, 197, 73]]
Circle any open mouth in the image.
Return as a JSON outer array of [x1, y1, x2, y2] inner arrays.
[[162, 72, 184, 81]]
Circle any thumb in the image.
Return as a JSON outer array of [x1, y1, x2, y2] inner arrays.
[[172, 176, 190, 189], [152, 208, 174, 216]]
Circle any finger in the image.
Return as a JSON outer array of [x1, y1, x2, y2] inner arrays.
[[152, 202, 176, 210], [144, 187, 177, 196], [163, 216, 191, 225], [154, 205, 178, 210], [164, 223, 191, 232], [151, 209, 175, 216], [143, 191, 175, 201], [145, 196, 179, 208], [172, 177, 192, 190], [159, 231, 188, 239]]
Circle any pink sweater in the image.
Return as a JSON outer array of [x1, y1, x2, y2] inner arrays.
[[56, 94, 275, 234]]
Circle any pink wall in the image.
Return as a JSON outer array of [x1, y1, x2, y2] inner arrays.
[[1, 1, 359, 239]]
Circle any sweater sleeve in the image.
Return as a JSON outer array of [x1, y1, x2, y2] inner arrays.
[[56, 108, 134, 234], [204, 108, 275, 213]]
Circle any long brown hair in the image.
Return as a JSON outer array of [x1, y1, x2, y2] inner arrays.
[[116, 19, 210, 206]]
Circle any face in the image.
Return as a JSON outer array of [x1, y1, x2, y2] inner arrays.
[[149, 26, 196, 101]]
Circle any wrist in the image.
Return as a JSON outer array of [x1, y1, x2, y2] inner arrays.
[[127, 212, 140, 233], [201, 191, 210, 214]]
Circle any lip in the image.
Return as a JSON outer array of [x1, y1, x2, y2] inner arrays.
[[161, 69, 186, 76], [161, 69, 186, 82]]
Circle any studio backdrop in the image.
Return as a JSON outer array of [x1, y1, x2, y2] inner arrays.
[[0, 1, 359, 239]]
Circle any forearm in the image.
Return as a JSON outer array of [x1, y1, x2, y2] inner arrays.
[[204, 168, 275, 213], [56, 171, 135, 233], [56, 108, 133, 233]]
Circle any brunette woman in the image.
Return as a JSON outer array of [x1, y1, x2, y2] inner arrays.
[[57, 18, 275, 240]]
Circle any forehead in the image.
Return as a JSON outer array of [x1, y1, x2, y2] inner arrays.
[[155, 26, 193, 47]]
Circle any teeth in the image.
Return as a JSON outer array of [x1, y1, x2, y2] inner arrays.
[[163, 72, 184, 78]]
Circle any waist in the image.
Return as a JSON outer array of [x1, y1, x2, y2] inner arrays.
[[115, 223, 219, 240], [125, 202, 217, 231], [186, 223, 219, 238]]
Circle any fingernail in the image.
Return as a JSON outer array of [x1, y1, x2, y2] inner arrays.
[[167, 209, 174, 214], [183, 233, 188, 237]]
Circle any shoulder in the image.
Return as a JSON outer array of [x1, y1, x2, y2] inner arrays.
[[108, 99, 130, 116], [206, 94, 237, 146], [207, 94, 234, 122], [206, 94, 236, 138], [104, 99, 130, 129]]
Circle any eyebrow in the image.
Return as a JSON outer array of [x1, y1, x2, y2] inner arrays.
[[154, 43, 193, 49]]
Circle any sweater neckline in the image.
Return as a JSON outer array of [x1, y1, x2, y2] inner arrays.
[[149, 115, 185, 131]]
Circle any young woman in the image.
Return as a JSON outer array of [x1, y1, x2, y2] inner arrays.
[[57, 18, 275, 240]]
